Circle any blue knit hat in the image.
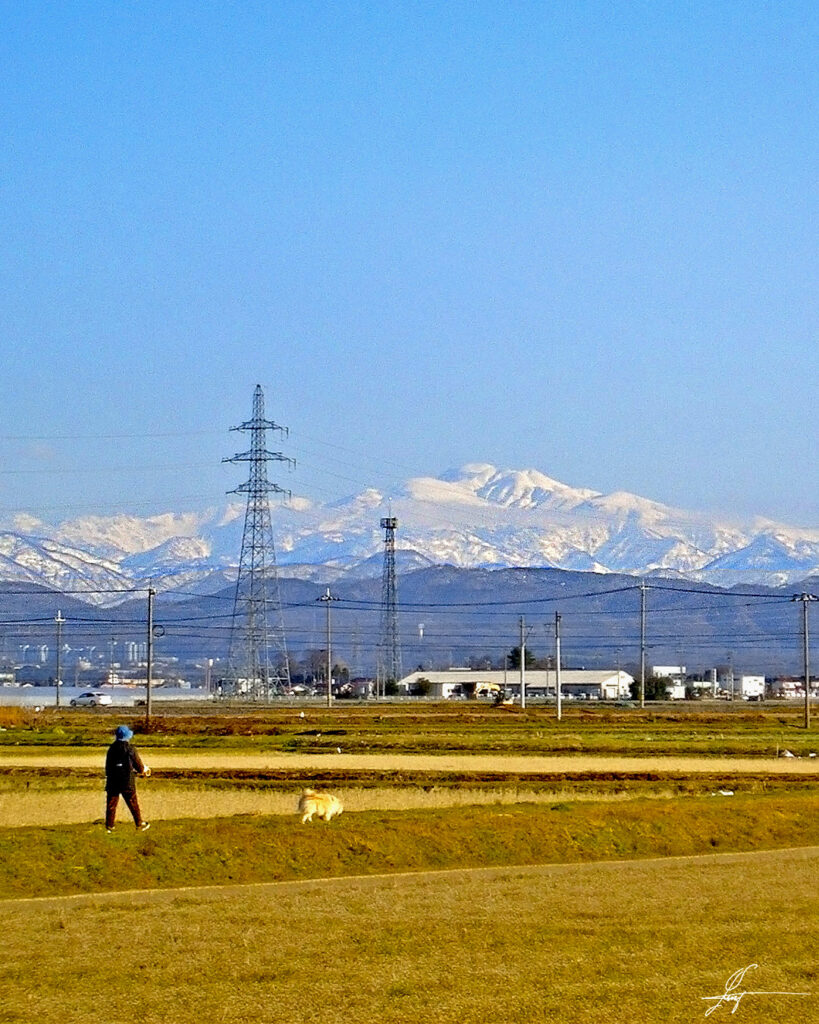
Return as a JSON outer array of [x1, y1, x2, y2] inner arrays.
[[115, 725, 133, 741]]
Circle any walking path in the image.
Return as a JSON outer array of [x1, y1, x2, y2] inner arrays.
[[2, 748, 818, 774]]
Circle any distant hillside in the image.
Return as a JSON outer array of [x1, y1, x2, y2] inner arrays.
[[0, 567, 809, 679]]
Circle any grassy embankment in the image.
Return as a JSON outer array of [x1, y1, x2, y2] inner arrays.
[[2, 791, 819, 900], [2, 847, 818, 1024]]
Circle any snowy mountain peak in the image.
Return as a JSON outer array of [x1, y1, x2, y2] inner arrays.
[[440, 463, 499, 487], [430, 464, 599, 509], [581, 490, 680, 523], [0, 463, 816, 596], [475, 467, 599, 509], [54, 510, 213, 559], [405, 474, 487, 506], [122, 536, 212, 572]]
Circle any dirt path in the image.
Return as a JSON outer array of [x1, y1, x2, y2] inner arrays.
[[2, 748, 818, 774]]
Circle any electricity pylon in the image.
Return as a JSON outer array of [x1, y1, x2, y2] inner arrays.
[[222, 385, 293, 700], [376, 516, 402, 695]]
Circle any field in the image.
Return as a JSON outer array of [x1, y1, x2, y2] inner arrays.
[[2, 849, 817, 1023], [2, 700, 818, 756], [1, 702, 818, 1021]]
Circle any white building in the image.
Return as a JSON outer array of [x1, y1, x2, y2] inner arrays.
[[737, 675, 765, 700], [773, 677, 804, 699], [399, 668, 634, 701], [651, 665, 686, 680]]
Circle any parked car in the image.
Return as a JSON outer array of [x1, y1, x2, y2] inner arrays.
[[70, 691, 112, 708]]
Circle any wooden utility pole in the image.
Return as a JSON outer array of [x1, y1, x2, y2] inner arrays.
[[555, 612, 562, 722], [519, 616, 526, 709], [639, 581, 647, 708], [145, 587, 155, 728], [556, 614, 565, 720], [318, 588, 339, 707], [793, 593, 817, 729], [55, 610, 64, 708]]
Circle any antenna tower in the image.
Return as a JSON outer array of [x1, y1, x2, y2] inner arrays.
[[376, 516, 402, 695], [223, 385, 293, 700]]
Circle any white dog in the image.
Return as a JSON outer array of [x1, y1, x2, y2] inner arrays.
[[297, 788, 343, 824]]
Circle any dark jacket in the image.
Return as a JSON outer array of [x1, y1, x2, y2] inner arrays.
[[105, 739, 145, 793]]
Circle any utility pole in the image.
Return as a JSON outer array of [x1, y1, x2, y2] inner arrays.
[[639, 580, 647, 708], [55, 610, 64, 708], [519, 616, 526, 709], [145, 587, 155, 728], [318, 588, 339, 707], [555, 612, 562, 722], [793, 593, 817, 729]]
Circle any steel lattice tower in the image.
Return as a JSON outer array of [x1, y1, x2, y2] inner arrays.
[[376, 516, 402, 694], [223, 385, 293, 700]]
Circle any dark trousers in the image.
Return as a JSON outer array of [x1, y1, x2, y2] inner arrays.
[[106, 789, 143, 829]]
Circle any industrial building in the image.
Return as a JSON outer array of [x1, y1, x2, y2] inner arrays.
[[398, 668, 634, 701]]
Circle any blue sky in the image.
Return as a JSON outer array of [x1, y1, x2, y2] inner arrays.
[[1, 2, 816, 526]]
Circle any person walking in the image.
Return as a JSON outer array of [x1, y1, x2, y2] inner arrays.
[[105, 724, 151, 833]]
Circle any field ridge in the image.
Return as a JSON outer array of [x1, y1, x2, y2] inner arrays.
[[3, 793, 819, 900], [4, 841, 819, 907]]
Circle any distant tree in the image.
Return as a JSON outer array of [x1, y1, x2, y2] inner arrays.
[[410, 677, 432, 697], [629, 675, 671, 701], [467, 654, 494, 671], [506, 646, 536, 670], [303, 649, 327, 681]]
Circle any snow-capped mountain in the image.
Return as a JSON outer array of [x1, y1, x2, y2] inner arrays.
[[0, 463, 817, 600]]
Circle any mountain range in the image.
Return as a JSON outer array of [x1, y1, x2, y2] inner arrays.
[[1, 463, 817, 602]]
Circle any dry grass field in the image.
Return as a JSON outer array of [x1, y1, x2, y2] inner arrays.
[[2, 702, 817, 1021], [2, 700, 818, 757], [4, 748, 819, 776], [0, 781, 701, 828], [1, 766, 817, 828], [2, 847, 817, 1024]]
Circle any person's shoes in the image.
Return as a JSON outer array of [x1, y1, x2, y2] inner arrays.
[[138, 822, 151, 832], [106, 828, 115, 834]]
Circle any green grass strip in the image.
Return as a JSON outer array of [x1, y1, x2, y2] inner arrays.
[[2, 792, 818, 901]]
